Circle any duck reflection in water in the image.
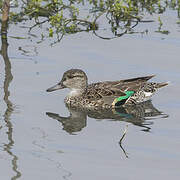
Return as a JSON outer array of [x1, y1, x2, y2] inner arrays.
[[46, 100, 168, 135]]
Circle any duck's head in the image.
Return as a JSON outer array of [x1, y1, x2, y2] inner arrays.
[[46, 69, 88, 94]]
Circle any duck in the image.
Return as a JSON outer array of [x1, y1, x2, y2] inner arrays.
[[46, 69, 168, 109]]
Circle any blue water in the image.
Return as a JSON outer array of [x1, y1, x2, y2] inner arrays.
[[0, 6, 180, 180]]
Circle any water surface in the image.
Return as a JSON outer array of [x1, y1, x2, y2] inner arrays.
[[0, 7, 180, 180]]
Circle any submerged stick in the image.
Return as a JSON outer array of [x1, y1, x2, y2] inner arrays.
[[119, 125, 128, 144], [119, 125, 128, 158]]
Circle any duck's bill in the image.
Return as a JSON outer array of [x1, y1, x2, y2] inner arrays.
[[46, 83, 65, 92]]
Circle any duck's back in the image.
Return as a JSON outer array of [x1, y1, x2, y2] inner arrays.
[[80, 75, 155, 108]]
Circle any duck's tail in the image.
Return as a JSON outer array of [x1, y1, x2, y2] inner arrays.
[[155, 82, 169, 89]]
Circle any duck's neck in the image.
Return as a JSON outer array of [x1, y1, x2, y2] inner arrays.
[[68, 88, 85, 97]]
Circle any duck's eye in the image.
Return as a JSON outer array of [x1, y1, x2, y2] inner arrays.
[[67, 75, 82, 79], [67, 75, 73, 79], [73, 75, 83, 78]]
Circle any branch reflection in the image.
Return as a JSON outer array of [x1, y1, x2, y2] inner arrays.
[[1, 30, 21, 180]]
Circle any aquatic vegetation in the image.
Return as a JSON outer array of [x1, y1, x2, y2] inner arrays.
[[1, 0, 180, 42]]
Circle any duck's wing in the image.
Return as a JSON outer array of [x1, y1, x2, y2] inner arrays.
[[86, 83, 126, 100], [103, 75, 155, 92], [120, 75, 155, 83], [85, 85, 126, 106]]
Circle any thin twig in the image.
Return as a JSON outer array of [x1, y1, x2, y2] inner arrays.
[[28, 19, 48, 33], [119, 125, 128, 144], [119, 143, 129, 158]]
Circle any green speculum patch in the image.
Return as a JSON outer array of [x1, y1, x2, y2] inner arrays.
[[116, 91, 135, 101], [114, 91, 135, 106]]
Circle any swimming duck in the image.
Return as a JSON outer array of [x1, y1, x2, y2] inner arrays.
[[46, 69, 168, 109]]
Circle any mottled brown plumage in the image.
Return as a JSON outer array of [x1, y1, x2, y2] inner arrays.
[[47, 69, 168, 109]]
